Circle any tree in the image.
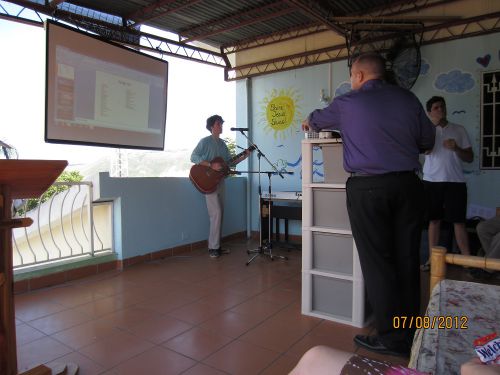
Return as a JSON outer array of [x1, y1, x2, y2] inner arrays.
[[15, 170, 84, 216], [224, 137, 237, 158]]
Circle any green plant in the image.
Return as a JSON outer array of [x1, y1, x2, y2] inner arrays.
[[224, 137, 237, 158], [16, 170, 84, 216]]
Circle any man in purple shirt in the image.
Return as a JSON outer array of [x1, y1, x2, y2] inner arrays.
[[303, 53, 435, 357]]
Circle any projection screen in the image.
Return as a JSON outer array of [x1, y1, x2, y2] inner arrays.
[[45, 21, 168, 150]]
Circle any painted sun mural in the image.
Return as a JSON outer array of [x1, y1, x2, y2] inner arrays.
[[259, 88, 303, 140]]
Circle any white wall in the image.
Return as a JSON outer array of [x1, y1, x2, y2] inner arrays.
[[237, 32, 500, 234]]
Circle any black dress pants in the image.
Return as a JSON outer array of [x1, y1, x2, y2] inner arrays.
[[346, 172, 424, 350]]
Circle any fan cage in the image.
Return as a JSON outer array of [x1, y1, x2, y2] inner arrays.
[[345, 25, 423, 89]]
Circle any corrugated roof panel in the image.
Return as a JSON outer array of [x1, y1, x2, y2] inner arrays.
[[44, 0, 433, 48]]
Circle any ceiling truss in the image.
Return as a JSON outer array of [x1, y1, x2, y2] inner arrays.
[[1, 0, 499, 81], [225, 11, 500, 80], [0, 0, 226, 67]]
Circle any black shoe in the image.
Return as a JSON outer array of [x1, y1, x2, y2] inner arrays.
[[353, 335, 410, 357], [208, 249, 220, 258], [218, 247, 230, 255]]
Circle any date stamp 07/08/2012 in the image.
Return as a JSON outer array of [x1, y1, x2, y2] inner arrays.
[[393, 316, 469, 330]]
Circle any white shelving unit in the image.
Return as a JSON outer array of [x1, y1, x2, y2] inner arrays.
[[301, 139, 369, 327]]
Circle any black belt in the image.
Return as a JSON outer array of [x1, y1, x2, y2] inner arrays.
[[350, 170, 417, 177]]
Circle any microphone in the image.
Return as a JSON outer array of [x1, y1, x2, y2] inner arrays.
[[230, 127, 249, 131]]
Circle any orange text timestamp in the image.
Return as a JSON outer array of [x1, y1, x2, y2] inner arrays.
[[393, 316, 468, 329]]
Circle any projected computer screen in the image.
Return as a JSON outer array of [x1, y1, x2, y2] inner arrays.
[[45, 21, 168, 150]]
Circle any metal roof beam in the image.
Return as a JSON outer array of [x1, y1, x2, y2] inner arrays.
[[223, 0, 461, 53], [226, 11, 500, 80], [1, 0, 227, 68], [284, 0, 346, 35], [180, 0, 296, 43], [222, 22, 326, 53], [126, 0, 202, 27], [353, 0, 462, 17]]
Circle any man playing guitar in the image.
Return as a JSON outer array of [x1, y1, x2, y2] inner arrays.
[[190, 115, 252, 258]]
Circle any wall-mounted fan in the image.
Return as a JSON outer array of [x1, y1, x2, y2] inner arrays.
[[346, 26, 423, 90], [384, 33, 422, 89]]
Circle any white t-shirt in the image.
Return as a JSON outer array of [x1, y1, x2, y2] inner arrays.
[[423, 122, 472, 183]]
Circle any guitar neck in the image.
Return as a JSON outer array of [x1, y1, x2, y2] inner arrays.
[[227, 146, 256, 167]]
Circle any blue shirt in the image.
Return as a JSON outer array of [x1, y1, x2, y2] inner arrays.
[[190, 135, 231, 164], [308, 79, 435, 174]]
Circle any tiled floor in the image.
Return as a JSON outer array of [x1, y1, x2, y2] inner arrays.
[[15, 239, 410, 375]]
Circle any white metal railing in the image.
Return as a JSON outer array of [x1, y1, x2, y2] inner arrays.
[[12, 181, 113, 270]]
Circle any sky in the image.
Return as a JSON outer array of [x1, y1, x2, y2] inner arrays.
[[0, 14, 236, 169]]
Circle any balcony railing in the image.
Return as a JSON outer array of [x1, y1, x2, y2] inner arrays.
[[12, 181, 113, 271]]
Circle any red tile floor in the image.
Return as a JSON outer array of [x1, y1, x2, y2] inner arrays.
[[15, 239, 410, 375]]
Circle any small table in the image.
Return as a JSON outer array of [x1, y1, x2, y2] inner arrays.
[[260, 192, 301, 246]]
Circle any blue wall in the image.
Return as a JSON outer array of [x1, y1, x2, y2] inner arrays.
[[237, 32, 500, 234], [93, 172, 247, 260]]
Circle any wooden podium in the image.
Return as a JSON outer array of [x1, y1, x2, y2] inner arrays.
[[0, 160, 67, 375]]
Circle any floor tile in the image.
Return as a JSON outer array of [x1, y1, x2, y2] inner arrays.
[[42, 284, 106, 308], [72, 295, 129, 318], [168, 301, 228, 325], [51, 319, 122, 350], [13, 239, 420, 375], [259, 353, 300, 375], [203, 339, 280, 375], [17, 336, 73, 373], [163, 326, 233, 360], [111, 285, 164, 306], [228, 278, 270, 297], [181, 363, 227, 375], [124, 314, 193, 344], [196, 290, 249, 310], [229, 297, 285, 321], [300, 320, 371, 354], [15, 323, 46, 346], [46, 351, 105, 375], [77, 277, 136, 297], [111, 346, 195, 375], [78, 330, 154, 369], [239, 318, 314, 353], [198, 310, 265, 339], [96, 305, 162, 330], [133, 290, 195, 314], [15, 299, 67, 322], [28, 308, 93, 335]]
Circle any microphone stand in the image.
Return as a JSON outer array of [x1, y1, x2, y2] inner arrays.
[[233, 129, 290, 266]]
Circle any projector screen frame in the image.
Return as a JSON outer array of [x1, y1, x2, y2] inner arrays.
[[45, 20, 168, 151]]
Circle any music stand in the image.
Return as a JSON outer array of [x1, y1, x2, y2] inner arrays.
[[232, 130, 292, 265]]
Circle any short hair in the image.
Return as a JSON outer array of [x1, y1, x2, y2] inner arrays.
[[426, 96, 446, 112], [206, 114, 224, 132], [351, 52, 386, 78]]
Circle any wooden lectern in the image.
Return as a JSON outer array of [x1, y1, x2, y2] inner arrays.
[[0, 160, 67, 375]]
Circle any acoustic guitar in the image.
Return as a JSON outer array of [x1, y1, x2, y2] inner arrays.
[[190, 145, 256, 194]]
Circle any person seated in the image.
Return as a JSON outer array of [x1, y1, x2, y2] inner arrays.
[[289, 346, 426, 375], [461, 358, 500, 375], [470, 215, 500, 280], [289, 346, 500, 375], [477, 215, 500, 259]]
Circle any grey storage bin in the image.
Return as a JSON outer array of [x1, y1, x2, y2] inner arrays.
[[321, 143, 349, 184], [312, 188, 350, 230], [313, 232, 353, 275], [312, 275, 353, 320]]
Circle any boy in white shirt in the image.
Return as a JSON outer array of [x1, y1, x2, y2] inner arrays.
[[422, 96, 474, 267]]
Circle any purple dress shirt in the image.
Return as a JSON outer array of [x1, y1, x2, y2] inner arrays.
[[308, 79, 435, 174]]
